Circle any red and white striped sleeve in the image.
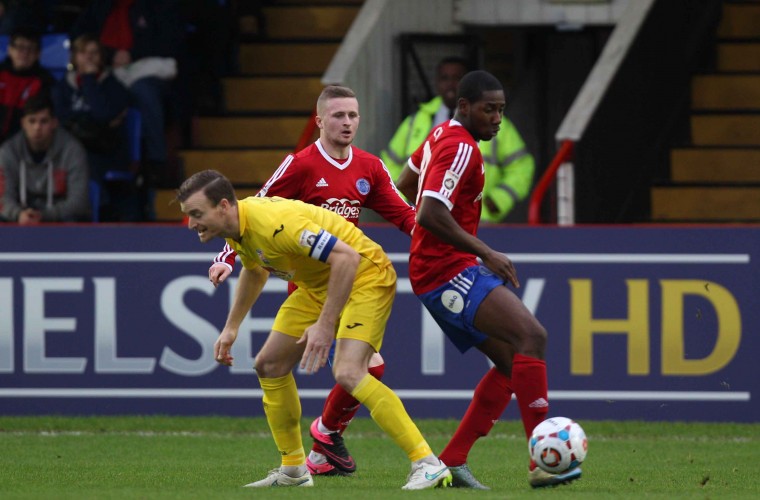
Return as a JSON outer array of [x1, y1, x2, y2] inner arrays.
[[212, 242, 236, 271]]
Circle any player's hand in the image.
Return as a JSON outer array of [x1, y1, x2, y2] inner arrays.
[[297, 322, 334, 374], [214, 328, 237, 366], [209, 263, 231, 287], [482, 249, 520, 288]]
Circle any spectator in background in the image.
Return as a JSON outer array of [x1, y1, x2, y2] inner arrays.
[[52, 33, 142, 221], [0, 93, 89, 223], [69, 0, 185, 191], [381, 56, 535, 222], [0, 27, 55, 144]]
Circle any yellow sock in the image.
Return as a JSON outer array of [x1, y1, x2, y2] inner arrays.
[[259, 373, 305, 466], [351, 374, 433, 462]]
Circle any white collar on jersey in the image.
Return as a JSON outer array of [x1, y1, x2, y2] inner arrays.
[[316, 139, 353, 170]]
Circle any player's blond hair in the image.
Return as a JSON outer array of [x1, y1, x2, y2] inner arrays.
[[317, 85, 357, 115]]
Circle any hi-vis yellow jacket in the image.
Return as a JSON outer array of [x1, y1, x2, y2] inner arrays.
[[380, 96, 535, 222]]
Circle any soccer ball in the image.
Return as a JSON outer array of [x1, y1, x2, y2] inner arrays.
[[529, 417, 587, 474]]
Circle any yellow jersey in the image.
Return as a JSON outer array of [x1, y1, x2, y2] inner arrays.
[[227, 196, 394, 294]]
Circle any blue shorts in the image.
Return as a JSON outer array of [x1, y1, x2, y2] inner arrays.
[[417, 265, 505, 353]]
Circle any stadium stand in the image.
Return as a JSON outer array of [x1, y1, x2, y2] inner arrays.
[[90, 108, 142, 222], [651, 0, 760, 222], [158, 1, 363, 221], [39, 32, 69, 80]]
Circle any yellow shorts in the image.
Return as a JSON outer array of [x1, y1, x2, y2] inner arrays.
[[271, 265, 396, 353]]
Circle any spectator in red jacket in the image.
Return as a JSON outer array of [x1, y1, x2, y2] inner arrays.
[[0, 27, 55, 144]]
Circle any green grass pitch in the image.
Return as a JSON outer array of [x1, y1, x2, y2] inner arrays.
[[0, 416, 757, 499]]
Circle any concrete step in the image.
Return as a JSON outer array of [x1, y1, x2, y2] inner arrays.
[[718, 3, 760, 38], [263, 5, 359, 40], [193, 116, 308, 148], [692, 75, 760, 110], [717, 43, 760, 72], [222, 77, 323, 113], [691, 114, 760, 145], [178, 149, 291, 185], [239, 43, 339, 75], [153, 187, 261, 222], [651, 186, 760, 221], [671, 148, 760, 182]]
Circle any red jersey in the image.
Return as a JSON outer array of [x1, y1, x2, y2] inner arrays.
[[408, 120, 484, 295], [213, 140, 415, 268]]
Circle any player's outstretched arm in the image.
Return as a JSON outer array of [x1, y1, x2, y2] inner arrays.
[[417, 197, 519, 288], [215, 265, 269, 366], [298, 239, 360, 374]]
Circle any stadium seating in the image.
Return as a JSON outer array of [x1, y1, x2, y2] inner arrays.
[[40, 33, 70, 80], [90, 108, 142, 222]]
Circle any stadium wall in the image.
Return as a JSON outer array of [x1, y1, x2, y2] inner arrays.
[[0, 225, 756, 422]]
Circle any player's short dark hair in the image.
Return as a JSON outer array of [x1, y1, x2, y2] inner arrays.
[[456, 70, 503, 104], [22, 93, 54, 117], [176, 169, 236, 206]]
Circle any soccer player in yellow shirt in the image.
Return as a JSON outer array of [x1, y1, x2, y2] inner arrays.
[[177, 169, 451, 490]]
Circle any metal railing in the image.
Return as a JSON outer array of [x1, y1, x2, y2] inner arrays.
[[528, 139, 574, 225]]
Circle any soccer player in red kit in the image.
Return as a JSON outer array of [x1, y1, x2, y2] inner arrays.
[[396, 70, 581, 489], [208, 85, 415, 477]]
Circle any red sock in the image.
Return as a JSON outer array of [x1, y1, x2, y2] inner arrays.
[[512, 353, 549, 440], [316, 363, 385, 444], [439, 368, 513, 467]]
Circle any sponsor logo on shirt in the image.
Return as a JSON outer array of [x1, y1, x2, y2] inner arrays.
[[321, 198, 361, 219], [255, 249, 271, 265], [316, 178, 329, 187], [263, 267, 295, 281]]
